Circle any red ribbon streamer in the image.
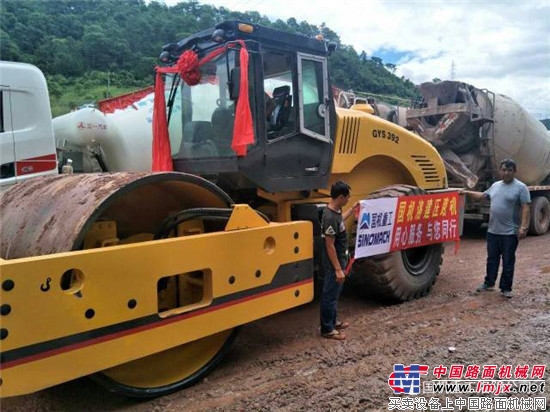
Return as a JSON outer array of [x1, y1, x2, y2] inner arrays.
[[152, 42, 254, 171], [231, 40, 254, 157]]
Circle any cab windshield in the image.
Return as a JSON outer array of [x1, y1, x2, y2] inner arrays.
[[168, 49, 244, 159]]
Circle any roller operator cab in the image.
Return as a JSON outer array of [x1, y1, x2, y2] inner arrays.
[[158, 21, 448, 200], [158, 21, 336, 194]]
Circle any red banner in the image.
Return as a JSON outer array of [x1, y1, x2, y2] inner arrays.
[[390, 192, 460, 251]]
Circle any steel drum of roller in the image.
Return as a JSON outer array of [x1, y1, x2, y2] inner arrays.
[[0, 172, 233, 259]]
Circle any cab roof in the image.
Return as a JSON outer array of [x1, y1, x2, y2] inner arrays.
[[161, 21, 330, 63]]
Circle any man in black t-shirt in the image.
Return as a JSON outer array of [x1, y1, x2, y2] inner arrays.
[[320, 181, 358, 340]]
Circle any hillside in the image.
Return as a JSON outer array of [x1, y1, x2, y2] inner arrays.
[[0, 0, 415, 116]]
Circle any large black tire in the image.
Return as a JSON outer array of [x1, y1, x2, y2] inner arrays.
[[528, 196, 550, 236], [350, 185, 444, 302]]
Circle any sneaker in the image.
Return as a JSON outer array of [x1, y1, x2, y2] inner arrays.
[[476, 283, 494, 292], [501, 290, 513, 298]]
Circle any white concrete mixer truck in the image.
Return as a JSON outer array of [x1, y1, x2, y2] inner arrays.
[[406, 81, 550, 235]]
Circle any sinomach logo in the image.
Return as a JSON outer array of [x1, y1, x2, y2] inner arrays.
[[360, 212, 371, 229], [359, 211, 394, 230]]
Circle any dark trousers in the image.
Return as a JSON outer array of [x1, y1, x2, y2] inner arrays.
[[485, 232, 519, 292], [320, 266, 344, 334]]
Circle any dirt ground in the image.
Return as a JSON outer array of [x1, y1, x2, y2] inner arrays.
[[2, 228, 549, 412]]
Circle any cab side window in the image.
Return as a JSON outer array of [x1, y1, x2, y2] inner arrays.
[[262, 51, 295, 139], [298, 54, 330, 142]]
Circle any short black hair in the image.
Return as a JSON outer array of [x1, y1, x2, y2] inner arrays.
[[330, 181, 351, 198], [499, 158, 517, 171]]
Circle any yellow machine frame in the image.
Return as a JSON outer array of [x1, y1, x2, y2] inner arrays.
[[0, 205, 313, 397]]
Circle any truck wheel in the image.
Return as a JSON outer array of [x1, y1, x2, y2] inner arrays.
[[528, 196, 550, 235], [350, 185, 444, 302]]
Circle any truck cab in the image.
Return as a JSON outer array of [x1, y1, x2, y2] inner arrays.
[[0, 61, 58, 189]]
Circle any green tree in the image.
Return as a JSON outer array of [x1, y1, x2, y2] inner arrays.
[[81, 25, 112, 70], [385, 63, 396, 74], [371, 56, 383, 66], [0, 30, 21, 61]]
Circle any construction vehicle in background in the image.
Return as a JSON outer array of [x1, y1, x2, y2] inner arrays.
[[0, 21, 459, 399], [332, 82, 550, 235], [406, 81, 550, 235]]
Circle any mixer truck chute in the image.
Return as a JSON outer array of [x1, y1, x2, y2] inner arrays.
[[332, 86, 409, 128], [406, 80, 550, 235], [1, 21, 461, 398]]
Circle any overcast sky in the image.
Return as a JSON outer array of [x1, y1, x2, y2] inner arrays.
[[168, 0, 550, 120]]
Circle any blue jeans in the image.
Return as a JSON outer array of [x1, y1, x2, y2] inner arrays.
[[320, 264, 344, 334], [485, 232, 518, 292]]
